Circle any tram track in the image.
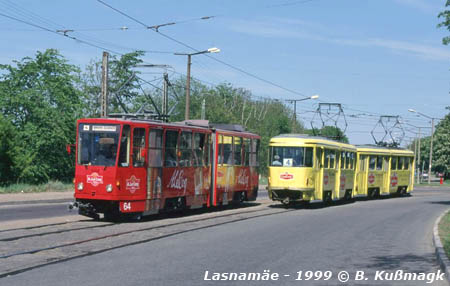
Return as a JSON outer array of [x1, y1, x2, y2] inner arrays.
[[0, 200, 296, 278]]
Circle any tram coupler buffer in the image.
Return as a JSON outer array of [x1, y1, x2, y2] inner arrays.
[[68, 201, 100, 220]]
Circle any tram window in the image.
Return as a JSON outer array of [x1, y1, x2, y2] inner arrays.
[[383, 157, 389, 171], [316, 148, 323, 168], [256, 139, 260, 167], [404, 157, 410, 170], [376, 156, 383, 170], [270, 146, 312, 167], [234, 137, 242, 166], [391, 157, 397, 170], [341, 152, 346, 169], [349, 152, 355, 170], [118, 125, 130, 167], [180, 132, 193, 167], [164, 130, 178, 167], [369, 156, 376, 170], [305, 148, 313, 167], [132, 128, 146, 167], [250, 139, 259, 167], [204, 134, 211, 166], [193, 133, 205, 167], [360, 155, 366, 171], [244, 138, 250, 166], [222, 136, 233, 165], [398, 157, 404, 170], [335, 151, 340, 169], [218, 135, 224, 165], [324, 149, 330, 169], [149, 129, 163, 167]]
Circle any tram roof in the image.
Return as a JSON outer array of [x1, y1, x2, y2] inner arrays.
[[356, 144, 414, 156], [270, 134, 356, 150], [77, 117, 260, 138]]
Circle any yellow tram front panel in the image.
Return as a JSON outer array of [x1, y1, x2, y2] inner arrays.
[[268, 135, 356, 203]]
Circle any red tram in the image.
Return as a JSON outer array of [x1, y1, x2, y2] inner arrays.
[[71, 117, 260, 220]]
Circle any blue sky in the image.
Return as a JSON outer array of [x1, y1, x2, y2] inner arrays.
[[0, 0, 449, 145]]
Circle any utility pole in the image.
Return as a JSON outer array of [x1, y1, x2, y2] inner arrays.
[[286, 95, 319, 132], [162, 72, 169, 122], [185, 54, 191, 121], [101, 51, 109, 118], [417, 127, 421, 184], [428, 118, 435, 184], [174, 47, 220, 121], [201, 98, 206, 120]]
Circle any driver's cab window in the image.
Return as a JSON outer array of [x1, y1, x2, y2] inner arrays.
[[132, 128, 146, 167], [118, 125, 130, 167]]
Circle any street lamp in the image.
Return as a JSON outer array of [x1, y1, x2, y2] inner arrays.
[[408, 109, 435, 184], [175, 47, 221, 120], [286, 95, 320, 132]]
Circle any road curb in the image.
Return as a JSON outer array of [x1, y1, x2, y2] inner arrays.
[[433, 208, 450, 284]]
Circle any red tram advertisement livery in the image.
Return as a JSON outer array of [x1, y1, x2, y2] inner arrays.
[[70, 117, 260, 220]]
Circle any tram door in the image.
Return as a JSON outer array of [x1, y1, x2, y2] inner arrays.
[[381, 156, 390, 195], [315, 147, 324, 201], [146, 129, 163, 212], [356, 155, 367, 196]]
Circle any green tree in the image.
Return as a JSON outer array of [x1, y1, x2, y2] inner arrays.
[[307, 126, 349, 143], [80, 51, 144, 117], [438, 0, 450, 45], [0, 49, 82, 184], [432, 111, 450, 176], [0, 114, 15, 185]]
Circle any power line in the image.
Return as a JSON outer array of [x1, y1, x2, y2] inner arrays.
[[95, 0, 311, 100]]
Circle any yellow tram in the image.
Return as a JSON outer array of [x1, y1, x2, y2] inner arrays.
[[267, 135, 415, 205], [355, 145, 414, 198], [268, 134, 357, 204]]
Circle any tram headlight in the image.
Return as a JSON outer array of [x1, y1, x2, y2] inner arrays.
[[106, 184, 113, 193], [77, 182, 84, 191]]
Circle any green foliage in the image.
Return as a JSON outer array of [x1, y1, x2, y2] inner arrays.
[[165, 79, 299, 175], [438, 0, 450, 45], [80, 51, 144, 116], [433, 112, 450, 176], [307, 126, 349, 143], [0, 114, 15, 185], [0, 180, 72, 193], [0, 49, 82, 184]]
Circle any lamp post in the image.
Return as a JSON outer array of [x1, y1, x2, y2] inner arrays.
[[408, 109, 435, 184], [175, 47, 220, 120], [287, 95, 319, 132]]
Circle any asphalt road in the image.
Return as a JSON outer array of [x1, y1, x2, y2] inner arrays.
[[2, 187, 450, 286], [0, 190, 269, 222]]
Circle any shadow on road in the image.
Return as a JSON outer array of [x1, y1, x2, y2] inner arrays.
[[429, 201, 450, 205], [363, 253, 438, 273], [268, 200, 356, 210]]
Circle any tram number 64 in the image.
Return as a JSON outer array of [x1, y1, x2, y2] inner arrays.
[[123, 202, 131, 211]]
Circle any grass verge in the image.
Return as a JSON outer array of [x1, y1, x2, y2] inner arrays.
[[0, 181, 73, 194], [439, 210, 450, 259]]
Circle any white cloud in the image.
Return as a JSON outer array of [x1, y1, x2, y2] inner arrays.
[[229, 18, 450, 61], [393, 0, 441, 13]]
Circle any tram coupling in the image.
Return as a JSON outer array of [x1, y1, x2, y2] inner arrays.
[[68, 201, 100, 220]]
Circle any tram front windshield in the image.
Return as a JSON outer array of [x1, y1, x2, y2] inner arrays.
[[270, 146, 313, 167], [78, 124, 120, 166]]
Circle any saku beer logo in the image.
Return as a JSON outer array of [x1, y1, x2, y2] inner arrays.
[[126, 175, 140, 194], [280, 172, 294, 180], [87, 172, 103, 187]]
